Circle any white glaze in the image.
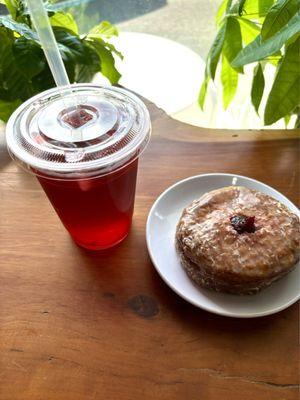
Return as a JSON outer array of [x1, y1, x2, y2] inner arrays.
[[176, 186, 300, 294]]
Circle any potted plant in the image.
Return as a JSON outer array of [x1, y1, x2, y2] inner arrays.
[[0, 0, 122, 123], [200, 0, 300, 128]]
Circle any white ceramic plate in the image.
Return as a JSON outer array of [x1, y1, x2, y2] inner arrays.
[[146, 173, 300, 318]]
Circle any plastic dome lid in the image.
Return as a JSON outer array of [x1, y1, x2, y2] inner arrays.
[[6, 84, 151, 179]]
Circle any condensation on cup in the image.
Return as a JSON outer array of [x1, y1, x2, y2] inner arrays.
[[6, 84, 151, 250]]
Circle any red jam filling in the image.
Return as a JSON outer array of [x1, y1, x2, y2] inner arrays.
[[230, 214, 256, 234]]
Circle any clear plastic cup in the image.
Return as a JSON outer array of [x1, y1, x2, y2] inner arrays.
[[6, 84, 151, 250]]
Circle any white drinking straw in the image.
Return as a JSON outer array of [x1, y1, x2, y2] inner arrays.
[[26, 0, 70, 87]]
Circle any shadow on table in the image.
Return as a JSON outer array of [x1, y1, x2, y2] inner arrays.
[[0, 134, 12, 170], [73, 230, 288, 337], [148, 264, 291, 330]]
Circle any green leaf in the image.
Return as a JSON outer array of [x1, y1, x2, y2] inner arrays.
[[228, 1, 240, 14], [31, 66, 55, 92], [1, 57, 33, 100], [0, 4, 123, 121], [53, 27, 88, 63], [284, 113, 291, 126], [87, 24, 123, 63], [232, 11, 300, 67], [0, 27, 33, 100], [75, 44, 99, 82], [103, 41, 123, 60], [50, 11, 78, 35], [262, 0, 299, 40], [88, 38, 121, 84], [207, 22, 227, 80], [286, 31, 300, 46], [12, 37, 45, 79], [266, 52, 282, 65], [0, 25, 12, 58], [237, 17, 260, 44], [223, 17, 243, 72], [0, 16, 39, 42], [64, 60, 75, 83], [0, 98, 22, 122], [251, 62, 265, 113], [242, 0, 275, 18], [75, 63, 97, 83], [0, 28, 12, 87], [226, 0, 234, 12], [3, 0, 18, 19], [264, 37, 300, 125], [198, 74, 210, 109], [258, 0, 276, 15], [238, 0, 247, 15], [221, 54, 238, 109], [88, 21, 119, 39], [216, 0, 229, 25]]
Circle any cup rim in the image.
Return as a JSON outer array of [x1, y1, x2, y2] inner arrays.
[[6, 84, 151, 180]]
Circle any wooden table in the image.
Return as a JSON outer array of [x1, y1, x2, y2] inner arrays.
[[0, 100, 299, 400]]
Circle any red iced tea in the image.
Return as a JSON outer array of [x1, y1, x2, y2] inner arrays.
[[37, 159, 138, 250], [7, 84, 150, 251]]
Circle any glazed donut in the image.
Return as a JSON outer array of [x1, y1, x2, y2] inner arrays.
[[176, 186, 300, 295]]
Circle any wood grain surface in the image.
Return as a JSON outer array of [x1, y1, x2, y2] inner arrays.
[[0, 101, 299, 400]]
